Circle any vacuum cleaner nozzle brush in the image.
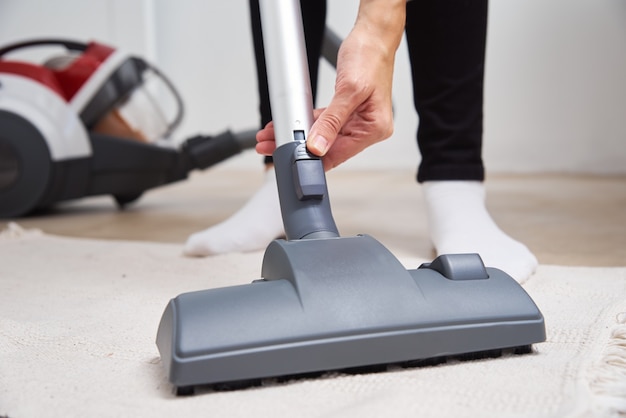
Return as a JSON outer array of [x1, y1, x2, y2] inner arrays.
[[156, 235, 545, 395], [156, 0, 545, 396]]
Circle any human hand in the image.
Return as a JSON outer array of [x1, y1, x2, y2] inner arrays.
[[256, 0, 405, 170]]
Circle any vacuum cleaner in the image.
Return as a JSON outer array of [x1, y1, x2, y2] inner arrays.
[[0, 26, 346, 219], [0, 38, 259, 218], [0, 27, 344, 220], [156, 0, 546, 395]]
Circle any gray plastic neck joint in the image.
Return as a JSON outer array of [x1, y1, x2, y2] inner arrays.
[[273, 141, 339, 241]]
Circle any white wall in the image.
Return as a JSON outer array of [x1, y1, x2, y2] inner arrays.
[[1, 0, 625, 174], [484, 0, 626, 174], [0, 0, 155, 60]]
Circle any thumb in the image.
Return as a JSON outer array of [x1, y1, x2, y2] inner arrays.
[[307, 93, 360, 156]]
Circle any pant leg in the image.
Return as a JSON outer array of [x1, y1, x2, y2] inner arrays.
[[249, 0, 327, 164], [405, 0, 488, 182]]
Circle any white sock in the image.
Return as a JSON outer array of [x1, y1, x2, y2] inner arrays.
[[184, 169, 284, 256], [422, 181, 538, 283]]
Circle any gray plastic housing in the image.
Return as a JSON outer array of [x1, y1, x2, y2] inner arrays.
[[273, 140, 339, 240], [156, 235, 545, 388], [155, 0, 545, 392]]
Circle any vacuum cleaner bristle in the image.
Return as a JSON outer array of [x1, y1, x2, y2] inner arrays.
[[173, 344, 535, 396]]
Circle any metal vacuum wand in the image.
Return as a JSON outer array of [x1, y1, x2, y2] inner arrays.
[[259, 0, 339, 241]]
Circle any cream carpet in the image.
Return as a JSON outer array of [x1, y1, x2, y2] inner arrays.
[[1, 223, 624, 418]]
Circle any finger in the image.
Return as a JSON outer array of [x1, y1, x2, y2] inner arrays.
[[312, 108, 325, 119], [307, 91, 363, 156], [255, 121, 276, 156], [255, 141, 276, 156], [256, 122, 275, 143]]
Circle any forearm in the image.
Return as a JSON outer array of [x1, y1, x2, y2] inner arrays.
[[354, 0, 406, 59]]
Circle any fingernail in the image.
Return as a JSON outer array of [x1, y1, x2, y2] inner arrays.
[[308, 135, 328, 155]]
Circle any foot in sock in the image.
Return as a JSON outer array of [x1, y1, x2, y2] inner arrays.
[[422, 181, 538, 283], [183, 169, 284, 256]]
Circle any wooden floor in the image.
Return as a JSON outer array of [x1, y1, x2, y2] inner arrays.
[[4, 168, 625, 267]]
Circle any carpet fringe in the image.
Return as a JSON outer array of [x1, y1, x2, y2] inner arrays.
[[588, 311, 626, 415]]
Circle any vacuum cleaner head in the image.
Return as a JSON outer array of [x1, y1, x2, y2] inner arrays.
[[157, 140, 545, 395], [156, 0, 546, 395], [157, 236, 545, 395]]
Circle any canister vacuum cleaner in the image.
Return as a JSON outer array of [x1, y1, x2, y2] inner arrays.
[[0, 38, 257, 218]]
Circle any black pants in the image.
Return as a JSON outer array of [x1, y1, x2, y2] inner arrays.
[[249, 0, 487, 182]]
